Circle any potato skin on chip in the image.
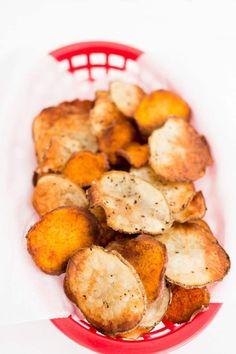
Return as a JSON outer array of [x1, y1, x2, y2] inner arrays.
[[90, 90, 124, 137], [110, 81, 145, 117], [89, 171, 172, 234], [149, 118, 213, 182], [130, 166, 195, 214], [32, 174, 88, 216], [32, 100, 97, 163], [157, 222, 230, 287], [63, 151, 109, 187], [27, 206, 99, 275], [64, 246, 146, 335], [164, 285, 210, 324], [98, 119, 136, 165], [117, 143, 149, 168], [174, 191, 206, 223], [107, 235, 167, 302], [134, 89, 190, 135], [119, 284, 170, 339]]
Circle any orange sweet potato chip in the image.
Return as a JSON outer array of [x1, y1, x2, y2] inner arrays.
[[117, 142, 149, 168], [135, 89, 190, 135], [27, 206, 99, 275], [164, 285, 210, 324], [98, 119, 136, 165], [63, 151, 109, 187]]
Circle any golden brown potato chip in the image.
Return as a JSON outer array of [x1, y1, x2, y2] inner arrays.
[[156, 222, 230, 287], [63, 151, 109, 187], [64, 246, 146, 334], [98, 119, 136, 165], [107, 235, 167, 302], [89, 206, 116, 247], [149, 118, 213, 182], [36, 136, 85, 176], [164, 285, 210, 324], [134, 89, 190, 135], [90, 91, 124, 137], [174, 191, 206, 223], [190, 219, 212, 233], [32, 100, 97, 163], [27, 206, 98, 275], [89, 171, 172, 234], [110, 81, 145, 117], [32, 174, 88, 216], [130, 166, 195, 214], [120, 284, 170, 339], [117, 143, 149, 168]]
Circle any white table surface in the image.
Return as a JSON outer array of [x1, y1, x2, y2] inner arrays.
[[0, 1, 235, 353]]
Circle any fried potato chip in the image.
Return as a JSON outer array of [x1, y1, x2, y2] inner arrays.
[[90, 90, 124, 137], [63, 151, 109, 187], [120, 284, 170, 339], [27, 206, 98, 275], [156, 223, 230, 287], [134, 89, 190, 135], [190, 219, 212, 233], [149, 118, 213, 182], [64, 246, 146, 334], [107, 235, 167, 302], [164, 285, 210, 324], [32, 100, 97, 163], [36, 136, 85, 176], [89, 206, 116, 247], [130, 166, 195, 214], [32, 175, 88, 216], [174, 191, 206, 223], [110, 81, 145, 117], [89, 171, 172, 234], [117, 143, 149, 168], [98, 119, 136, 165]]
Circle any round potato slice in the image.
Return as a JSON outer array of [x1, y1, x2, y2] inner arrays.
[[156, 223, 230, 287], [117, 143, 149, 168], [173, 191, 206, 223], [27, 206, 99, 275], [89, 171, 172, 234], [32, 175, 88, 216], [130, 166, 195, 214], [110, 81, 145, 117], [63, 151, 109, 187], [134, 89, 190, 135], [149, 118, 213, 182], [65, 246, 146, 335], [120, 284, 170, 339], [164, 285, 210, 324], [107, 235, 167, 302]]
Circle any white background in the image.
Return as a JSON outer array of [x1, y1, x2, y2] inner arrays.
[[0, 0, 236, 353]]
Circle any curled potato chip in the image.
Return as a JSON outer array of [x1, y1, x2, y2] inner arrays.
[[164, 285, 210, 324], [120, 284, 170, 339], [134, 89, 190, 135], [117, 143, 149, 168], [156, 222, 230, 287], [63, 151, 109, 187], [98, 119, 136, 164], [36, 136, 86, 176], [27, 206, 98, 275], [149, 118, 213, 182], [130, 166, 195, 214], [90, 91, 124, 137], [174, 191, 206, 223], [107, 235, 167, 302], [32, 174, 88, 216], [64, 246, 146, 334], [110, 81, 145, 117], [32, 100, 97, 163], [89, 206, 116, 247], [89, 171, 172, 234]]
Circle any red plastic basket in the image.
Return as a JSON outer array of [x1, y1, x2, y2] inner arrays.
[[50, 41, 221, 354]]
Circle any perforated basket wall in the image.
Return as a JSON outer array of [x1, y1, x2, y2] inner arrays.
[[50, 41, 221, 354]]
